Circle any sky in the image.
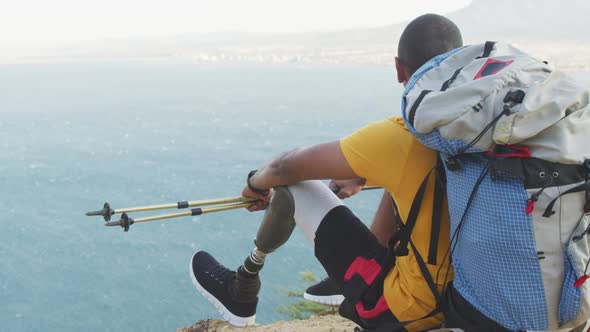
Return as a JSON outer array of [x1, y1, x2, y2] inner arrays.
[[1, 0, 472, 48]]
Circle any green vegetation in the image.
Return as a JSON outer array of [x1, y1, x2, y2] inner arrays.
[[277, 271, 337, 319]]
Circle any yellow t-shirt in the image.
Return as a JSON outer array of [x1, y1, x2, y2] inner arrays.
[[340, 116, 453, 331]]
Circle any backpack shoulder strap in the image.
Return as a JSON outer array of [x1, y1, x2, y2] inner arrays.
[[392, 170, 431, 257], [428, 157, 446, 265], [585, 159, 590, 213], [390, 156, 446, 309]]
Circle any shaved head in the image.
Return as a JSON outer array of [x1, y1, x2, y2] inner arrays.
[[398, 14, 463, 75]]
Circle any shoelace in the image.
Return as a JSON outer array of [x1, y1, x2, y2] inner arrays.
[[206, 263, 233, 285]]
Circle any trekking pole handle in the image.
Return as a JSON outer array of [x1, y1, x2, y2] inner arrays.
[[330, 185, 382, 194]]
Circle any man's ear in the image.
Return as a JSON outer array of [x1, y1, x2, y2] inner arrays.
[[395, 57, 408, 85]]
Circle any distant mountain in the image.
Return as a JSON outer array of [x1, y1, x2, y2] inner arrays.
[[207, 0, 590, 51], [449, 0, 590, 43], [4, 0, 590, 67]]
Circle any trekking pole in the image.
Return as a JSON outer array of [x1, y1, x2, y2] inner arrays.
[[86, 186, 382, 222], [89, 186, 384, 232], [85, 196, 256, 221], [104, 202, 252, 232], [363, 186, 380, 190], [331, 185, 381, 193]]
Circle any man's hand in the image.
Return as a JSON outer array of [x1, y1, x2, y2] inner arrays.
[[242, 186, 273, 212], [329, 178, 366, 199]]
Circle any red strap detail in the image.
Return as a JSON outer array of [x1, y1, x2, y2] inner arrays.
[[355, 295, 389, 319], [343, 257, 382, 286], [526, 200, 535, 215], [488, 145, 531, 159], [473, 59, 514, 80], [574, 275, 590, 288]]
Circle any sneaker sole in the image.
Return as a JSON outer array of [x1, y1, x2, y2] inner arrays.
[[303, 292, 345, 306], [190, 255, 256, 327]]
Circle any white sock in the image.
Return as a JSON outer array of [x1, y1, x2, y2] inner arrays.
[[288, 180, 344, 246]]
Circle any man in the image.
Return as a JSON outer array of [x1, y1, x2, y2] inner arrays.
[[190, 14, 462, 331]]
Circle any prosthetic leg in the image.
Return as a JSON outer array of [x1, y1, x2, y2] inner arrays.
[[225, 186, 297, 306], [240, 186, 297, 275]]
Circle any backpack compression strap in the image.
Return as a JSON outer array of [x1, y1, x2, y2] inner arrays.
[[477, 41, 496, 59]]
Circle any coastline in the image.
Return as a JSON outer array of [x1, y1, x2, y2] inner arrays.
[[3, 43, 590, 73]]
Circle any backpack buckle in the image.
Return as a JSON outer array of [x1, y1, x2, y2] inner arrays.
[[503, 89, 526, 104], [502, 90, 526, 115], [394, 245, 409, 257]]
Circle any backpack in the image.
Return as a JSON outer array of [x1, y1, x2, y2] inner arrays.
[[401, 41, 590, 331]]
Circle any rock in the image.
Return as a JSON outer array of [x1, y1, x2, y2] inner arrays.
[[178, 313, 358, 332]]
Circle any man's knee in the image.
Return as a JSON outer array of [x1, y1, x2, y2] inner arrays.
[[254, 181, 344, 253], [289, 180, 344, 245]]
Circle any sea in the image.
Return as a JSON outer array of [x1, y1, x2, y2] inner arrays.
[[0, 62, 400, 332], [2, 62, 589, 332]]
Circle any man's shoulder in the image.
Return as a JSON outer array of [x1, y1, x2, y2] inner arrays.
[[341, 115, 432, 155], [386, 116, 411, 133], [371, 116, 422, 146], [382, 117, 438, 161], [342, 115, 423, 151], [360, 116, 412, 137]]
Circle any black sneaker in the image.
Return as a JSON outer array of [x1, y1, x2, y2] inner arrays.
[[190, 251, 260, 326], [303, 277, 345, 305]]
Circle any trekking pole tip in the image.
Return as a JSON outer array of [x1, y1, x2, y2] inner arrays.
[[104, 213, 134, 232], [85, 202, 115, 221]]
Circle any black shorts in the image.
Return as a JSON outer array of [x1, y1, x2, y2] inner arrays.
[[314, 205, 403, 331]]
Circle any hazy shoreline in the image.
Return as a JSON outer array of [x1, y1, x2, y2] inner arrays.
[[3, 43, 589, 73]]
